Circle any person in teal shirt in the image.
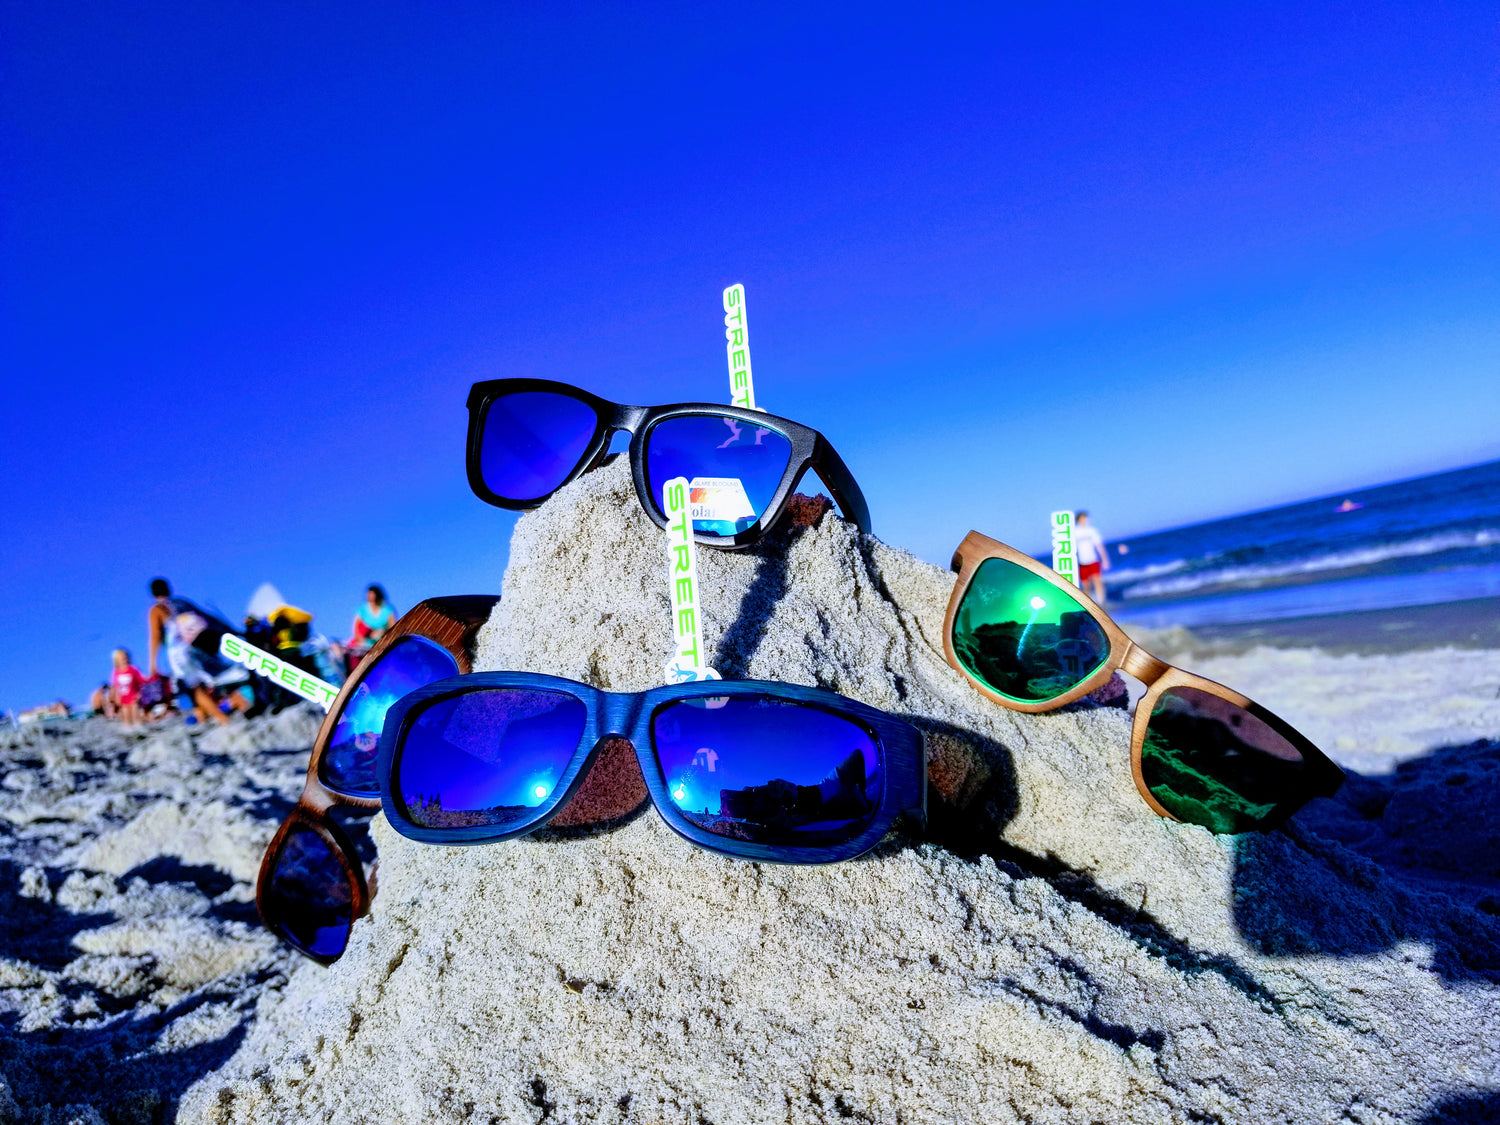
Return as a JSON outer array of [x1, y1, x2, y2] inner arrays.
[[347, 584, 398, 666]]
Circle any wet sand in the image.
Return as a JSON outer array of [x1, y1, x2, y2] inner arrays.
[[1126, 594, 1500, 657]]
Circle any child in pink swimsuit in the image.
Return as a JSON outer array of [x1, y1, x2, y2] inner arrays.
[[110, 648, 146, 726]]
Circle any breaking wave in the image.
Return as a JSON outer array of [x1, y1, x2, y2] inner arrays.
[[1118, 528, 1500, 600]]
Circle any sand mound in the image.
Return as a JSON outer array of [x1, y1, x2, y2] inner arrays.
[[156, 459, 1500, 1120], [0, 706, 321, 1124]]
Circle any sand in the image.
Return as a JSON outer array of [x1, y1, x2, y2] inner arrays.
[[3, 456, 1498, 1123], [0, 705, 322, 1125]]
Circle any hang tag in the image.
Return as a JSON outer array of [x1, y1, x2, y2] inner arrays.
[[1050, 510, 1077, 585], [219, 634, 340, 710], [722, 283, 759, 411], [688, 476, 756, 525], [661, 475, 721, 684]]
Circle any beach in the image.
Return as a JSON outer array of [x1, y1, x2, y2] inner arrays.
[[2, 458, 1498, 1123]]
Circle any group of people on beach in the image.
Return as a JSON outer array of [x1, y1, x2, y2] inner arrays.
[[83, 516, 1109, 728], [90, 579, 398, 727]]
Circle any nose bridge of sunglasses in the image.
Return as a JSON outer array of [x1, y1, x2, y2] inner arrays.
[[548, 735, 649, 828], [609, 402, 649, 436], [1119, 642, 1171, 686]]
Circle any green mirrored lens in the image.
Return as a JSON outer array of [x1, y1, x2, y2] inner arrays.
[[1140, 686, 1307, 833], [951, 557, 1110, 702]]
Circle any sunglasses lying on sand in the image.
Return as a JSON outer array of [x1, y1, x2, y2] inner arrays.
[[464, 378, 871, 547], [376, 673, 926, 864], [257, 596, 498, 962], [943, 532, 1343, 834]]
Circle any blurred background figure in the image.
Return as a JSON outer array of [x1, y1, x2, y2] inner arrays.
[[244, 601, 346, 690], [1074, 511, 1111, 605], [146, 577, 251, 725], [88, 682, 115, 719], [109, 648, 145, 726], [345, 584, 396, 669]]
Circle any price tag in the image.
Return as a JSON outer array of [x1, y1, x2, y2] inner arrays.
[[1050, 510, 1077, 585], [661, 476, 722, 684], [723, 283, 758, 411], [688, 476, 756, 524]]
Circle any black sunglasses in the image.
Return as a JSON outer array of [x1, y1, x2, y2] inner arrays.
[[465, 378, 871, 548]]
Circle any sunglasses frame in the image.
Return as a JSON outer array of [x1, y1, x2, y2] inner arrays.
[[464, 378, 872, 548], [377, 672, 926, 864], [255, 595, 499, 963], [942, 531, 1343, 827]]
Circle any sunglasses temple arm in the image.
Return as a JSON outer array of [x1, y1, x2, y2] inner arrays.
[[1317, 758, 1347, 797], [809, 436, 872, 534]]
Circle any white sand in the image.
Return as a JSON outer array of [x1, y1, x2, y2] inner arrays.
[[0, 705, 321, 1124], [3, 457, 1498, 1123], [172, 458, 1500, 1125]]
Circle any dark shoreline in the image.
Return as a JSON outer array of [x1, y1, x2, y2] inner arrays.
[[1123, 595, 1500, 657]]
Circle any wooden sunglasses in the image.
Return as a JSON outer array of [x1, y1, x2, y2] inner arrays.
[[943, 531, 1344, 833], [255, 595, 498, 962]]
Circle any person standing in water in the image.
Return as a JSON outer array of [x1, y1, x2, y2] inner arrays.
[[1074, 511, 1111, 604]]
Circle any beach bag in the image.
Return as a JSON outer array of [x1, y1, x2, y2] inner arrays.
[[170, 597, 238, 655], [138, 675, 170, 709]]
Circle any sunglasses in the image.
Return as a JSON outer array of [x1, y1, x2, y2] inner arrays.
[[464, 378, 871, 547], [255, 595, 499, 962], [376, 673, 926, 864], [943, 532, 1343, 833]]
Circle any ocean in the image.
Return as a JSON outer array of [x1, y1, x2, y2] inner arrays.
[[1093, 458, 1500, 629]]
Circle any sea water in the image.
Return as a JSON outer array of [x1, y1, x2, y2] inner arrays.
[[1096, 459, 1500, 628]]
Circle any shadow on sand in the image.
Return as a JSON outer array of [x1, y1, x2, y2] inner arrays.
[[0, 857, 276, 1124], [1232, 739, 1500, 984]]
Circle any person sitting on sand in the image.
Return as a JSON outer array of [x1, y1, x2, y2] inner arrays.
[[346, 584, 397, 666], [89, 682, 116, 720], [147, 577, 250, 725], [1074, 511, 1111, 605], [109, 648, 146, 727]]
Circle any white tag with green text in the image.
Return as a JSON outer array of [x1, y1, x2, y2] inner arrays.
[[219, 634, 340, 710], [722, 283, 759, 411], [1050, 510, 1077, 585], [661, 476, 722, 684]]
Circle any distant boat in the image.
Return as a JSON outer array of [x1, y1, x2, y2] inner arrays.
[[1335, 499, 1363, 513]]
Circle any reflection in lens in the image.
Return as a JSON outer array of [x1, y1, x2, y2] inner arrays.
[[480, 391, 599, 501], [396, 689, 588, 830], [262, 823, 354, 960], [651, 695, 880, 846], [950, 558, 1110, 702], [1141, 686, 1307, 834], [322, 636, 459, 795], [644, 415, 793, 536]]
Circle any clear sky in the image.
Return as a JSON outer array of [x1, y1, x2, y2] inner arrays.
[[2, 2, 1497, 714]]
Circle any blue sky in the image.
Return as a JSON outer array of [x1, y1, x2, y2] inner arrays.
[[2, 2, 1497, 713]]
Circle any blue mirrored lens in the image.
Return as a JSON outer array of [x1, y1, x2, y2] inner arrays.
[[263, 824, 353, 959], [644, 415, 793, 537], [396, 689, 588, 830], [322, 636, 459, 795], [480, 390, 599, 501], [652, 695, 880, 845]]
